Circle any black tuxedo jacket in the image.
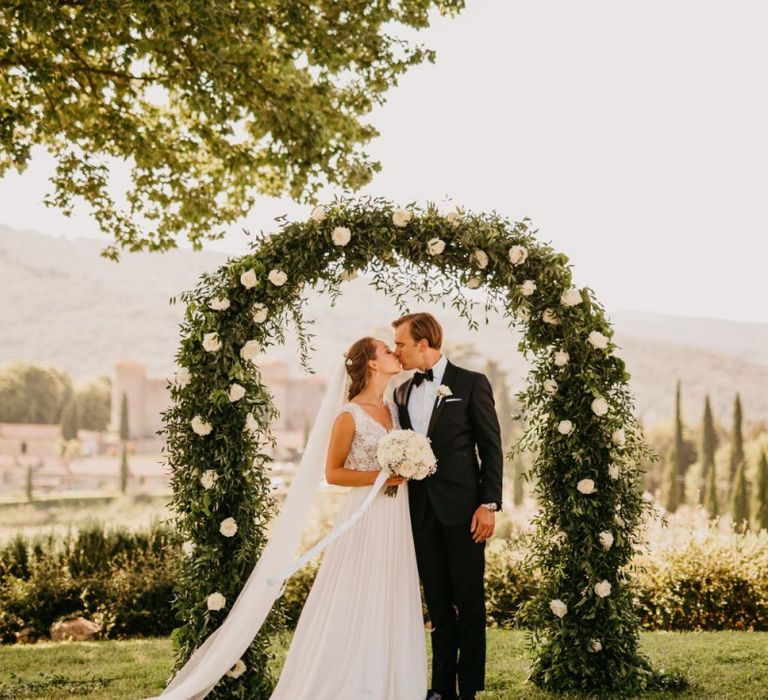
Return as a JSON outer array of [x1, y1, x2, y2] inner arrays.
[[393, 360, 504, 528]]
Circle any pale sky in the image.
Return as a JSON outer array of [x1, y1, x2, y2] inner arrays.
[[2, 0, 767, 322]]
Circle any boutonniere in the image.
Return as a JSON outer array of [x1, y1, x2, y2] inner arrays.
[[436, 385, 453, 406]]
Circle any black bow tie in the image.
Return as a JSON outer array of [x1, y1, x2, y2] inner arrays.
[[412, 368, 434, 387]]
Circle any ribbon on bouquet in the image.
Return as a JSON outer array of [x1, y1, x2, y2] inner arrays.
[[266, 469, 390, 588]]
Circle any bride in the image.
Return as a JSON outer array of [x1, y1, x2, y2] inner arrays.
[[153, 337, 427, 700], [271, 336, 427, 698]]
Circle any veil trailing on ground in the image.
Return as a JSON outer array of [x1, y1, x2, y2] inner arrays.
[[150, 363, 389, 700]]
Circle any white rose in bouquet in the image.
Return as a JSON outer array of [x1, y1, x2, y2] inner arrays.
[[427, 237, 446, 255], [594, 580, 612, 598], [599, 531, 614, 550], [508, 245, 528, 265], [240, 269, 258, 289], [191, 416, 212, 436], [202, 332, 221, 352], [392, 208, 412, 227], [207, 592, 226, 611], [377, 429, 437, 497], [268, 269, 288, 287], [472, 249, 489, 269], [200, 470, 217, 490], [251, 303, 268, 323], [209, 297, 230, 311], [240, 340, 262, 362], [228, 383, 246, 402], [227, 659, 247, 679], [560, 288, 582, 307], [331, 226, 351, 246], [588, 330, 609, 349], [549, 599, 567, 618], [219, 517, 238, 537]]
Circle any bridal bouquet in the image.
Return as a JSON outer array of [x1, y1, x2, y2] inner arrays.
[[376, 429, 438, 497]]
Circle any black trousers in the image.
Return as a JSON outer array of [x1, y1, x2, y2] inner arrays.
[[412, 499, 486, 699]]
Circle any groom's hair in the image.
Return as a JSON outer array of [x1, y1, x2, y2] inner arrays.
[[391, 312, 443, 349]]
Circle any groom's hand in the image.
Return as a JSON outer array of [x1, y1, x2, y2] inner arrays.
[[470, 507, 495, 543]]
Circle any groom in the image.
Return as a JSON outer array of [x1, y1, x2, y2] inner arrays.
[[392, 312, 503, 700]]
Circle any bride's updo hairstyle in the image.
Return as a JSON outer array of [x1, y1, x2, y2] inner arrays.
[[344, 337, 377, 401]]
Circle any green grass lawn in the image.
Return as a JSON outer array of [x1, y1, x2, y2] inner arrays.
[[1, 630, 766, 699]]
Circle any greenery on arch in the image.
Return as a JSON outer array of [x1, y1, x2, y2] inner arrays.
[[164, 196, 677, 696]]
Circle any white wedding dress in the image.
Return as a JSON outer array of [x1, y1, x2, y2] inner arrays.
[[271, 400, 427, 699]]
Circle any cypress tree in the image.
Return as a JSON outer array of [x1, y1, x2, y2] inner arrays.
[[120, 442, 129, 494], [673, 381, 687, 503], [119, 392, 130, 441], [661, 446, 679, 512], [729, 393, 744, 484], [699, 395, 717, 505], [703, 460, 719, 517], [730, 459, 750, 531], [754, 450, 768, 531], [25, 465, 33, 503]]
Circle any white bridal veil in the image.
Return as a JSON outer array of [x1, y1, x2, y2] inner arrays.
[[150, 363, 389, 700]]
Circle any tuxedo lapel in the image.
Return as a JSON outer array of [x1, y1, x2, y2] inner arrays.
[[427, 361, 458, 438], [397, 378, 415, 430]]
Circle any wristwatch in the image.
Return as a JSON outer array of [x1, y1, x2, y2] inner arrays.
[[480, 502, 498, 512]]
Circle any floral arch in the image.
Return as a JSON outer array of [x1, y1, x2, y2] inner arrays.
[[164, 197, 666, 696]]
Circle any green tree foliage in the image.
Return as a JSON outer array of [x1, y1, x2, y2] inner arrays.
[[0, 363, 72, 424], [673, 381, 689, 503], [703, 459, 719, 517], [25, 464, 33, 503], [59, 397, 79, 441], [75, 376, 111, 431], [754, 450, 768, 531], [1, 0, 465, 259], [730, 459, 750, 531], [119, 442, 129, 495], [511, 453, 525, 506], [699, 394, 717, 505]]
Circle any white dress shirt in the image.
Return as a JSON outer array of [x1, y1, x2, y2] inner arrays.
[[407, 354, 448, 435]]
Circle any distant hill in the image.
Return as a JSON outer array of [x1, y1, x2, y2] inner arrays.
[[1, 224, 765, 426]]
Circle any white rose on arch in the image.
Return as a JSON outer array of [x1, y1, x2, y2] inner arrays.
[[200, 470, 217, 490], [591, 397, 609, 417], [557, 420, 573, 435], [520, 280, 536, 296], [608, 463, 620, 480], [202, 332, 221, 353], [543, 309, 560, 325], [588, 330, 610, 349], [392, 208, 412, 227], [207, 592, 226, 611], [445, 209, 461, 225], [227, 659, 247, 679], [252, 303, 268, 324], [240, 339, 262, 362], [543, 379, 558, 395], [612, 428, 626, 446], [219, 517, 238, 537], [594, 580, 612, 598], [245, 413, 259, 434], [554, 351, 569, 367], [472, 249, 489, 269], [209, 297, 230, 311], [466, 277, 482, 290], [549, 599, 567, 618], [427, 238, 446, 256], [268, 269, 288, 287], [514, 306, 531, 322], [240, 269, 258, 289], [331, 226, 351, 246], [588, 639, 603, 653], [228, 383, 246, 402], [173, 367, 191, 387], [310, 206, 326, 222], [191, 416, 212, 436], [577, 478, 596, 494], [560, 288, 582, 307], [508, 245, 528, 266], [599, 531, 614, 550]]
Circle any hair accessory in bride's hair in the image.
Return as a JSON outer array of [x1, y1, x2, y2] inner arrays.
[[343, 352, 353, 367]]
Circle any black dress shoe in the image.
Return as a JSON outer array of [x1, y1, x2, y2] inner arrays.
[[426, 692, 442, 700]]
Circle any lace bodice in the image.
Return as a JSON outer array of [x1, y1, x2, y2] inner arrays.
[[340, 400, 400, 472]]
